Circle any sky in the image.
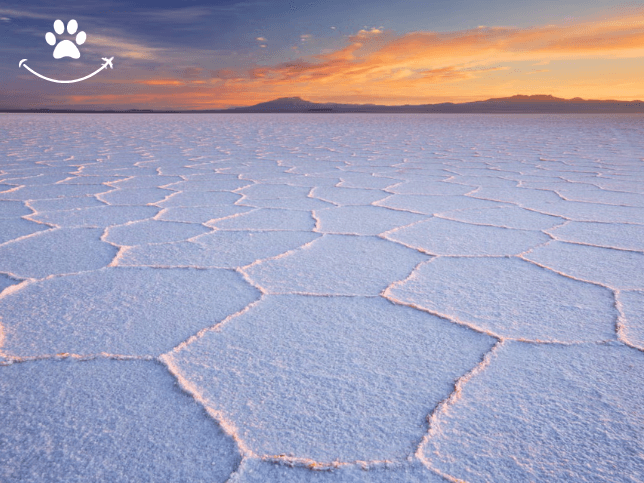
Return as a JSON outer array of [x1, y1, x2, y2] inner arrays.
[[1, 0, 644, 109]]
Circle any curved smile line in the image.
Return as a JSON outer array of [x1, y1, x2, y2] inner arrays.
[[19, 57, 114, 84]]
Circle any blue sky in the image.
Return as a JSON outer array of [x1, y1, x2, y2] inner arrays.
[[1, 0, 642, 108]]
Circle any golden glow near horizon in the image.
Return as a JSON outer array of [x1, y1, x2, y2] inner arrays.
[[65, 8, 644, 109]]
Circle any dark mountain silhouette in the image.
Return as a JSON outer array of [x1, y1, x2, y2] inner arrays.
[[4, 95, 644, 113], [222, 95, 644, 113]]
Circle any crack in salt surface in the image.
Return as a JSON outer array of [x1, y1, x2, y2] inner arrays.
[[411, 340, 505, 481], [160, 352, 254, 459]]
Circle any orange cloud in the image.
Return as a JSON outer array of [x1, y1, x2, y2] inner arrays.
[[136, 79, 185, 86], [56, 7, 644, 108], [204, 8, 642, 104]]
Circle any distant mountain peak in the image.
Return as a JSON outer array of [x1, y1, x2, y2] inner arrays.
[[249, 96, 319, 111], [487, 94, 567, 102]]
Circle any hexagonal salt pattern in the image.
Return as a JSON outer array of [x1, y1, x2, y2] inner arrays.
[[0, 268, 259, 357], [525, 240, 644, 289], [0, 184, 110, 201], [384, 217, 550, 256], [0, 228, 117, 279], [386, 257, 616, 342], [157, 205, 252, 224], [118, 231, 320, 268], [2, 113, 643, 482], [98, 187, 173, 205], [244, 235, 428, 295], [547, 221, 644, 252], [164, 295, 495, 462], [28, 205, 159, 228], [0, 359, 241, 482], [104, 219, 211, 245], [421, 342, 644, 482], [210, 208, 315, 231], [439, 205, 564, 231], [310, 186, 388, 206], [315, 205, 425, 235]]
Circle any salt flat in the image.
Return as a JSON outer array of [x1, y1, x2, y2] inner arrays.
[[0, 113, 643, 482]]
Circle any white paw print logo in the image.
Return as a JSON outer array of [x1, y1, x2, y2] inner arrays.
[[46, 19, 86, 59], [19, 18, 112, 83]]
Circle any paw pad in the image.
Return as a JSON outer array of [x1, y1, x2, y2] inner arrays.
[[46, 19, 86, 59]]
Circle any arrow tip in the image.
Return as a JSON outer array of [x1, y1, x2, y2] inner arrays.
[[19, 59, 27, 68]]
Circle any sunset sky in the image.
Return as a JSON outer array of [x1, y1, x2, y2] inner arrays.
[[1, 0, 644, 109]]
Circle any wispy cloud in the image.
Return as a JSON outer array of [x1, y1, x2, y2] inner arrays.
[[140, 7, 216, 23], [83, 34, 165, 60], [133, 2, 270, 22], [0, 8, 58, 20]]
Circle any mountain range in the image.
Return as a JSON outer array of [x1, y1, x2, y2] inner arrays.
[[222, 95, 644, 113], [4, 95, 644, 113]]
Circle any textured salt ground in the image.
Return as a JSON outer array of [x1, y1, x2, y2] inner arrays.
[[617, 291, 644, 350], [164, 178, 253, 192], [29, 205, 159, 228], [164, 295, 495, 462], [105, 219, 211, 245], [547, 221, 644, 251], [376, 194, 504, 214], [0, 184, 110, 201], [0, 273, 18, 293], [157, 205, 252, 223], [118, 231, 320, 268], [422, 342, 644, 483], [238, 195, 334, 211], [471, 187, 644, 223], [107, 175, 183, 189], [26, 195, 106, 211], [1, 174, 77, 186], [244, 234, 428, 295], [384, 217, 550, 256], [525, 241, 644, 289], [231, 459, 442, 482], [59, 175, 127, 185], [315, 205, 425, 235], [0, 200, 33, 218], [556, 185, 644, 207], [438, 205, 564, 230], [238, 183, 312, 199], [98, 187, 173, 205], [338, 175, 401, 190], [155, 190, 243, 207], [0, 227, 117, 278], [2, 113, 644, 482], [386, 257, 616, 341], [386, 179, 474, 196], [0, 268, 259, 357], [0, 359, 240, 483], [210, 208, 316, 231], [310, 186, 389, 206], [0, 217, 49, 244]]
